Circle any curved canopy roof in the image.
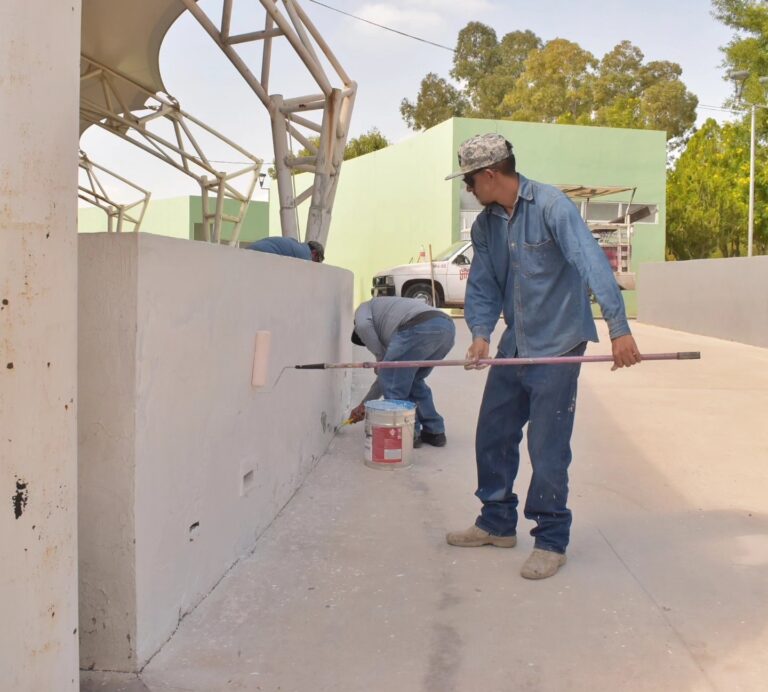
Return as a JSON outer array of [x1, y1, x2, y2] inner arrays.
[[80, 0, 187, 135]]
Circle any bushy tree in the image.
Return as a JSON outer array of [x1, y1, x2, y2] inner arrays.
[[267, 127, 391, 177], [666, 118, 768, 258], [343, 128, 390, 160], [400, 73, 469, 131], [502, 39, 597, 124], [400, 23, 697, 140]]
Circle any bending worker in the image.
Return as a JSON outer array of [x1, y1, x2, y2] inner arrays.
[[349, 297, 455, 447], [444, 133, 641, 579], [247, 236, 325, 262]]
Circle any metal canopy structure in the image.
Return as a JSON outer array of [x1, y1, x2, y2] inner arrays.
[[79, 0, 356, 246], [556, 184, 635, 200], [557, 184, 642, 290], [78, 152, 151, 234]]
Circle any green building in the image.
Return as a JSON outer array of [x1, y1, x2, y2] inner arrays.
[[78, 195, 270, 246], [270, 117, 667, 316]]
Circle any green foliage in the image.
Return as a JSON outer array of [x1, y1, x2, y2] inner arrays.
[[450, 22, 501, 94], [267, 127, 391, 178], [343, 128, 391, 160], [502, 39, 597, 125], [400, 23, 697, 140], [713, 0, 768, 99], [666, 118, 767, 259], [475, 31, 542, 118], [400, 73, 469, 131]]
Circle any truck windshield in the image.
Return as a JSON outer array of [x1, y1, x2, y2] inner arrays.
[[432, 241, 467, 261]]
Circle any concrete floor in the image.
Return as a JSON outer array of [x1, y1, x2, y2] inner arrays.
[[82, 320, 768, 692]]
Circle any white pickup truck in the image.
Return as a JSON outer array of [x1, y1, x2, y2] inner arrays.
[[371, 240, 473, 308]]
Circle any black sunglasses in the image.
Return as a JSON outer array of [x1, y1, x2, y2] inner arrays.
[[463, 169, 486, 188]]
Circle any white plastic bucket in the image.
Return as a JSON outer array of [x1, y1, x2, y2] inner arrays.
[[364, 399, 417, 469]]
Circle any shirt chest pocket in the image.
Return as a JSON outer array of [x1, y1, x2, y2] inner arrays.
[[521, 238, 560, 277]]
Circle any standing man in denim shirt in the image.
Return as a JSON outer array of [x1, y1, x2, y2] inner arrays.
[[445, 133, 641, 579]]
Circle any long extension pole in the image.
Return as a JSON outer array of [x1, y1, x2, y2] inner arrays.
[[295, 352, 701, 371]]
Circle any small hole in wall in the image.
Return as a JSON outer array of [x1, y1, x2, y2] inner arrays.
[[241, 470, 255, 496], [188, 521, 200, 542]]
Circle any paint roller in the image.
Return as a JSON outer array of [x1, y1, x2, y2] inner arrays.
[[251, 330, 300, 390], [251, 331, 272, 387]]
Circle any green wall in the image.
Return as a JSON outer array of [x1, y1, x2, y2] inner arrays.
[[79, 196, 191, 239], [79, 196, 269, 244], [269, 119, 457, 304], [268, 117, 667, 314]]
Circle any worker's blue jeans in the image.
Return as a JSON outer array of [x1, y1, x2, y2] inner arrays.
[[474, 342, 587, 554], [378, 317, 456, 435]]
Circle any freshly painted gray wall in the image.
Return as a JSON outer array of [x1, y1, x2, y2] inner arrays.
[[79, 233, 353, 671], [638, 257, 768, 348]]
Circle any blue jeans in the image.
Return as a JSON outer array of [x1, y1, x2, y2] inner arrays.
[[378, 317, 456, 435], [474, 342, 587, 553]]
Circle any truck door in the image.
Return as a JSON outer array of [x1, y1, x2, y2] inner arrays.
[[444, 243, 473, 304]]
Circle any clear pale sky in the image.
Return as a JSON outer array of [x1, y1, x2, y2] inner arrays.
[[79, 0, 738, 201]]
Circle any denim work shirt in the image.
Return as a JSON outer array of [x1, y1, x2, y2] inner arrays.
[[465, 173, 631, 357], [247, 236, 311, 260]]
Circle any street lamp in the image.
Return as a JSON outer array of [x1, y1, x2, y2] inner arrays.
[[727, 69, 768, 257]]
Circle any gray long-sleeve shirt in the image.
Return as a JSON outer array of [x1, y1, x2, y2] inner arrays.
[[354, 297, 443, 401]]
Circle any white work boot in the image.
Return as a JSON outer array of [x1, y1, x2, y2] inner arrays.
[[520, 548, 566, 579]]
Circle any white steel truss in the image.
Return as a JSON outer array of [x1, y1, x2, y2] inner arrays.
[[78, 152, 151, 234], [178, 0, 357, 246], [80, 55, 262, 245]]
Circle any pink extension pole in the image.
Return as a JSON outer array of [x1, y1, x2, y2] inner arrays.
[[295, 352, 701, 371]]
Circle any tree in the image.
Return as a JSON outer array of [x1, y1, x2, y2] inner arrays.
[[400, 73, 469, 131], [343, 128, 390, 160], [400, 23, 697, 141], [475, 30, 542, 118], [709, 0, 768, 254], [589, 43, 697, 138], [267, 127, 391, 177], [450, 22, 501, 95], [502, 39, 597, 124], [666, 119, 757, 259], [713, 0, 768, 100]]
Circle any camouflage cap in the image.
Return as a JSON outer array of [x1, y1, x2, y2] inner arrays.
[[445, 133, 513, 180]]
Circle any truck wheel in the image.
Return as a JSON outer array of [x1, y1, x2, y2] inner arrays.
[[404, 282, 438, 306]]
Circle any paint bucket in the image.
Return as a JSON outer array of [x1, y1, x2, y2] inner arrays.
[[364, 400, 417, 469]]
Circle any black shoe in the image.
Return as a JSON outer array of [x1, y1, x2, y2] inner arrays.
[[420, 431, 447, 447], [413, 435, 423, 448]]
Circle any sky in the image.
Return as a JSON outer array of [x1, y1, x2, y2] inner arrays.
[[79, 0, 738, 202]]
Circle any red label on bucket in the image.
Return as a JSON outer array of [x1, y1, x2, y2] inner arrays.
[[371, 425, 403, 463]]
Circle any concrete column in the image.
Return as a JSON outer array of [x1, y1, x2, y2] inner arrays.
[[0, 1, 81, 689]]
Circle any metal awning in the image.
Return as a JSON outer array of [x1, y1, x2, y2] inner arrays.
[[556, 184, 635, 200], [78, 0, 356, 245], [80, 0, 187, 136]]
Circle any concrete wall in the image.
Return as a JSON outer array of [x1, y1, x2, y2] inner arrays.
[[0, 1, 82, 690], [638, 257, 768, 348], [79, 233, 353, 671]]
